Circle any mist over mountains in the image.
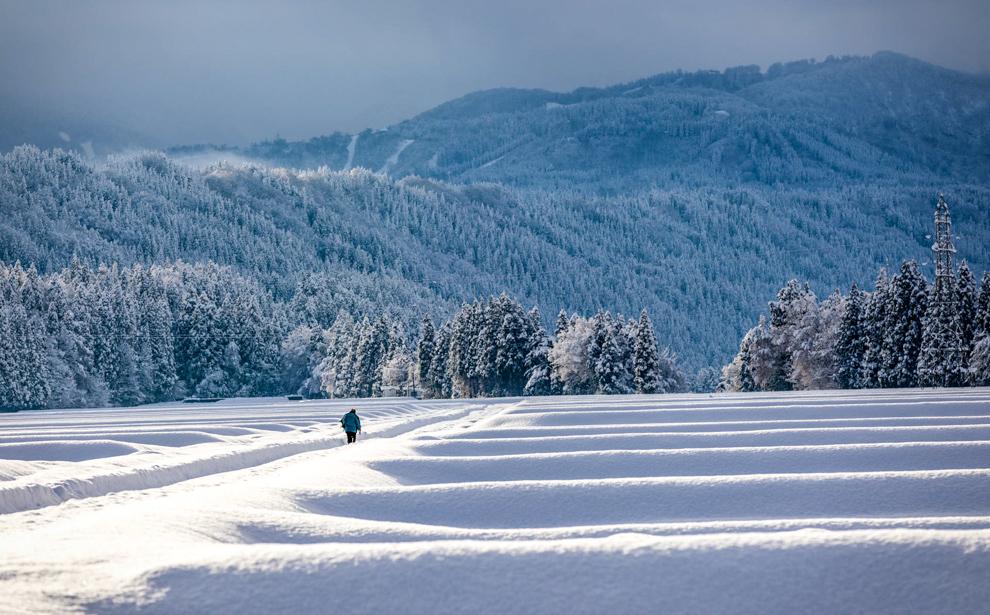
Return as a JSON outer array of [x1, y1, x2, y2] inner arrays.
[[2, 52, 989, 369]]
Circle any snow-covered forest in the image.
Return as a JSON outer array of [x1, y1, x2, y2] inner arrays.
[[3, 144, 988, 378], [0, 260, 685, 410], [722, 261, 990, 391]]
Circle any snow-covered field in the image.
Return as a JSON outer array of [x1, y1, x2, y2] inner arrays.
[[2, 389, 990, 613]]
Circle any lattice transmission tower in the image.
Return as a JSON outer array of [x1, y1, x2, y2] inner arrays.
[[928, 193, 962, 386], [932, 193, 956, 292]]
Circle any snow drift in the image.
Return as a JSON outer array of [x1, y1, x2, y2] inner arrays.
[[1, 388, 988, 613]]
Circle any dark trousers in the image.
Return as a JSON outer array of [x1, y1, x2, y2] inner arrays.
[[346, 431, 357, 444]]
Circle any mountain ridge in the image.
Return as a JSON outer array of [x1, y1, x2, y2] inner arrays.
[[162, 52, 989, 189], [2, 52, 989, 369]]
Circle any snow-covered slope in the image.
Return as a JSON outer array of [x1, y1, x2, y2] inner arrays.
[[1, 389, 989, 613]]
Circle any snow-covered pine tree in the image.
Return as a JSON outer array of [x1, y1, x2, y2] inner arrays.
[[588, 311, 613, 392], [523, 307, 554, 396], [350, 317, 377, 397], [448, 302, 481, 397], [976, 273, 990, 341], [0, 288, 52, 409], [859, 269, 894, 388], [429, 324, 453, 398], [969, 335, 990, 386], [140, 284, 177, 402], [967, 273, 990, 386], [721, 320, 760, 392], [746, 316, 777, 390], [615, 318, 637, 393], [554, 309, 570, 338], [494, 296, 531, 395], [415, 317, 436, 397], [887, 261, 929, 388], [633, 309, 662, 394], [957, 262, 977, 368], [596, 324, 630, 394], [317, 312, 356, 397], [835, 283, 867, 389]]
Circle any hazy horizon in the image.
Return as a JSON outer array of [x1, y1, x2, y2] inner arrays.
[[2, 0, 989, 146]]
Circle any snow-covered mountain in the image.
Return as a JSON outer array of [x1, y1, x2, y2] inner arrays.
[[194, 52, 990, 189], [2, 52, 989, 371]]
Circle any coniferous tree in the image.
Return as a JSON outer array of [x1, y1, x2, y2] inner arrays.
[[722, 321, 758, 392], [588, 311, 614, 392], [887, 261, 928, 388], [596, 325, 628, 394], [523, 307, 554, 396], [835, 284, 867, 389], [493, 296, 531, 395], [860, 269, 893, 388], [448, 302, 480, 397], [428, 324, 453, 398], [975, 273, 990, 342], [416, 317, 436, 397], [0, 294, 53, 409], [967, 273, 990, 386], [957, 262, 977, 368], [633, 309, 662, 394], [554, 309, 570, 338], [969, 336, 990, 386]]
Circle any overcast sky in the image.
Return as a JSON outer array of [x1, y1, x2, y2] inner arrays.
[[1, 0, 988, 146]]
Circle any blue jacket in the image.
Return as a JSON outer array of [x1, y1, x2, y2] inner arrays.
[[341, 411, 361, 432]]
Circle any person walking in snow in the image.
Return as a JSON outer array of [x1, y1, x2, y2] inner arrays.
[[340, 408, 361, 444]]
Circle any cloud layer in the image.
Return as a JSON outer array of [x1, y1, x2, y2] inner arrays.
[[1, 0, 988, 145]]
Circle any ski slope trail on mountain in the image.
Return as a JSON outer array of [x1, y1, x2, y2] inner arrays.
[[1, 389, 989, 613]]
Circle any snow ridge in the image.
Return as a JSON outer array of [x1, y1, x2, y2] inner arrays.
[[1, 389, 989, 613]]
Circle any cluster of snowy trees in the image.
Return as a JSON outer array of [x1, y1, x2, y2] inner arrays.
[[0, 261, 283, 410], [722, 261, 990, 392], [281, 295, 685, 401], [1, 260, 684, 410], [427, 298, 685, 398]]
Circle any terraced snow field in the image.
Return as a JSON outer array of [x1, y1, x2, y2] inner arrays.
[[1, 389, 990, 613]]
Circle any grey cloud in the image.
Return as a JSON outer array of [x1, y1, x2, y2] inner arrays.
[[1, 0, 988, 146]]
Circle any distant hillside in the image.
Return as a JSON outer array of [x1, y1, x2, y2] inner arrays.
[[178, 53, 990, 190], [2, 145, 988, 370]]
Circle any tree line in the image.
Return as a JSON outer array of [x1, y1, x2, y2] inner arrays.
[[1, 261, 686, 410], [721, 260, 990, 392], [281, 295, 686, 401], [5, 146, 990, 373]]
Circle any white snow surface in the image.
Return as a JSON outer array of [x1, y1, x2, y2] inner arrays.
[[343, 133, 358, 171], [2, 389, 990, 613], [378, 138, 414, 175]]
